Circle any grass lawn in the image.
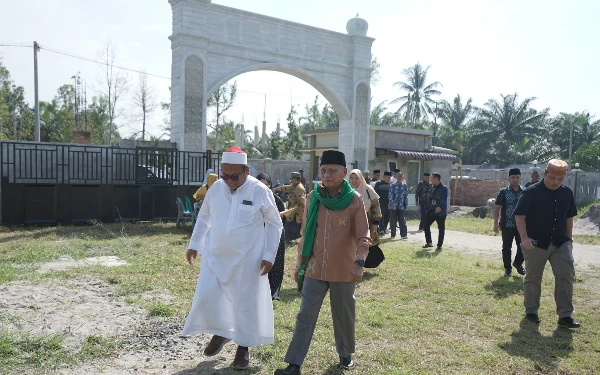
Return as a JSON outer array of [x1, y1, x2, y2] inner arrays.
[[1, 223, 599, 374]]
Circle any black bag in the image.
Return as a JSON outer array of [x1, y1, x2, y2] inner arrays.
[[365, 245, 385, 268]]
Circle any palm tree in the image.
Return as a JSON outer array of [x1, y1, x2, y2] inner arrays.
[[550, 112, 600, 159], [441, 94, 474, 131], [435, 95, 475, 159], [390, 63, 442, 126], [467, 93, 549, 166]]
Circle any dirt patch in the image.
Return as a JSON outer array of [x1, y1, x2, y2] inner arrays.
[[59, 323, 243, 375], [37, 255, 128, 273], [574, 205, 600, 235], [0, 276, 144, 349], [0, 276, 248, 374]]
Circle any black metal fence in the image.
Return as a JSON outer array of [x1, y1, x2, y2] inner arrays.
[[1, 141, 221, 224]]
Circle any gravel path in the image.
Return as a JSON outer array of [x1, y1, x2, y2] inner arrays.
[[399, 225, 600, 270]]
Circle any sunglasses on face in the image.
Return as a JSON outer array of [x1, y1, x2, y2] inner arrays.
[[221, 170, 245, 181]]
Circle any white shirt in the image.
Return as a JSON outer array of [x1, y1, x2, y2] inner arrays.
[[182, 176, 283, 346]]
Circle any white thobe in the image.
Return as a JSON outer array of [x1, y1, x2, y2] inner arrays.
[[182, 176, 283, 347]]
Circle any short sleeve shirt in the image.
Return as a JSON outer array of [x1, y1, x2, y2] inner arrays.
[[514, 179, 577, 250], [495, 185, 523, 229]]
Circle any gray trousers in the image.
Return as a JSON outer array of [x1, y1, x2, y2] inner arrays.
[[284, 277, 356, 366], [523, 241, 575, 318]]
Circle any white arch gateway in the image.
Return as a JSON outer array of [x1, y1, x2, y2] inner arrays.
[[169, 0, 374, 170]]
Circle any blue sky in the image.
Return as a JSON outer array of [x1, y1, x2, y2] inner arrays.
[[1, 0, 598, 139]]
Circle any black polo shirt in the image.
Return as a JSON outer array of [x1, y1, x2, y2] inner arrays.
[[514, 179, 577, 250]]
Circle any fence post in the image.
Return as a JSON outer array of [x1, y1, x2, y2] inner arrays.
[[572, 170, 579, 204]]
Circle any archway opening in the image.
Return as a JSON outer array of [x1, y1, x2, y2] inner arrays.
[[206, 70, 343, 161]]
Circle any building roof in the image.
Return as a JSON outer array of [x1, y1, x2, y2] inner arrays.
[[301, 126, 433, 136], [378, 148, 458, 162]]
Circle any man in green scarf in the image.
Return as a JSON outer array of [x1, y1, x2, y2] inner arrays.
[[274, 150, 371, 375]]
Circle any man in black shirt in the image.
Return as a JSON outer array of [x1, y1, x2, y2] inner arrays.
[[374, 172, 392, 235], [493, 168, 525, 277], [514, 159, 581, 328], [524, 170, 539, 188], [415, 172, 433, 231]]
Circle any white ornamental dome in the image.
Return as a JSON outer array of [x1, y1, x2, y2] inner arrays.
[[346, 14, 368, 37]]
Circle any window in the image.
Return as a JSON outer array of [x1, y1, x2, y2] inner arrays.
[[407, 161, 420, 194], [388, 161, 397, 173]]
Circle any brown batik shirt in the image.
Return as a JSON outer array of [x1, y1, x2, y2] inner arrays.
[[296, 184, 371, 282]]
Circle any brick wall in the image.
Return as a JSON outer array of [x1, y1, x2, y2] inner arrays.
[[450, 179, 504, 207]]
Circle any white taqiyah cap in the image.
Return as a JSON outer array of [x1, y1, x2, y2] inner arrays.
[[221, 146, 247, 165]]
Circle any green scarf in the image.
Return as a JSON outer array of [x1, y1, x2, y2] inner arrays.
[[298, 179, 355, 292]]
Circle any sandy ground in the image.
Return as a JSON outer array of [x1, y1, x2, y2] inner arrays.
[[573, 205, 600, 235], [401, 225, 600, 270]]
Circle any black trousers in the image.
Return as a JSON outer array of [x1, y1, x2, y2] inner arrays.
[[418, 203, 429, 229], [389, 209, 407, 237], [424, 215, 446, 247], [268, 234, 286, 300], [501, 227, 524, 271], [379, 207, 390, 233]]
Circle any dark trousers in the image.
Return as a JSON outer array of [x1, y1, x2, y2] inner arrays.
[[501, 227, 524, 271], [418, 203, 429, 229], [284, 278, 356, 366], [389, 209, 407, 237], [379, 207, 390, 233], [424, 215, 446, 247], [268, 235, 286, 300]]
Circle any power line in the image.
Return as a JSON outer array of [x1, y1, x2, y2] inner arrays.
[[40, 45, 172, 80], [0, 43, 31, 48], [2, 42, 316, 101]]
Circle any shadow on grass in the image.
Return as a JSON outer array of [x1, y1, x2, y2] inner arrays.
[[413, 249, 440, 259], [173, 359, 260, 374], [499, 317, 573, 372], [484, 275, 524, 299], [321, 363, 346, 375], [362, 271, 379, 281], [279, 288, 301, 301]]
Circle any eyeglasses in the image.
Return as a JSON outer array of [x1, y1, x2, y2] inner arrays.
[[221, 171, 245, 181]]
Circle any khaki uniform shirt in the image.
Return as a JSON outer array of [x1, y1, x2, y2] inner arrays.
[[296, 186, 371, 282], [274, 183, 306, 223]]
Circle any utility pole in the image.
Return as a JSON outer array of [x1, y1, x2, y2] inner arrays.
[[33, 41, 41, 142], [568, 121, 574, 170], [84, 80, 88, 130]]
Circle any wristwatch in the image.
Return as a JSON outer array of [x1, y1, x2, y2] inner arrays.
[[354, 259, 365, 267]]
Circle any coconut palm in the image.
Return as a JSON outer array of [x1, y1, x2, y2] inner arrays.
[[467, 93, 550, 166], [550, 112, 600, 159], [390, 63, 442, 126], [440, 94, 474, 131]]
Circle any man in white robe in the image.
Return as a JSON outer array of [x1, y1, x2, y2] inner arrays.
[[182, 146, 283, 371]]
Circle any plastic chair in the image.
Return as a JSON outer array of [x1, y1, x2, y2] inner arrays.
[[176, 198, 195, 228], [185, 196, 194, 213]]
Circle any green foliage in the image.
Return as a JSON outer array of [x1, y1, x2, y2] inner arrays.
[[573, 141, 600, 172], [465, 94, 551, 166], [0, 58, 35, 141], [283, 105, 305, 160], [207, 81, 237, 152], [207, 119, 236, 152], [320, 103, 339, 128], [551, 112, 600, 159], [267, 130, 283, 159], [370, 101, 406, 127], [390, 63, 442, 126]]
